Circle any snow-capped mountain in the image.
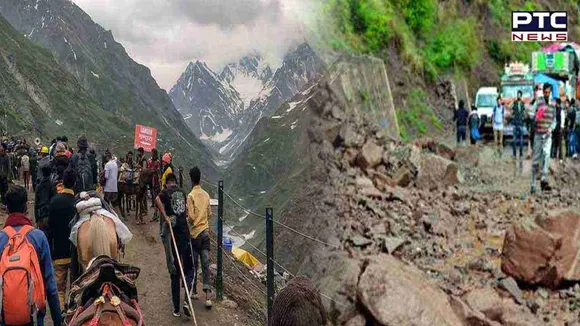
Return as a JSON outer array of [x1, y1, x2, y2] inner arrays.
[[169, 61, 243, 142], [170, 43, 325, 163]]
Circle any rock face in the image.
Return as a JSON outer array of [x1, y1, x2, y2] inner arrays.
[[357, 254, 463, 326], [501, 211, 580, 287]]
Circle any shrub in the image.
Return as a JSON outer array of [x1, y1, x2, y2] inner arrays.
[[424, 18, 482, 73]]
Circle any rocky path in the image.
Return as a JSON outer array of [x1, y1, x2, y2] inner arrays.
[[5, 187, 264, 326]]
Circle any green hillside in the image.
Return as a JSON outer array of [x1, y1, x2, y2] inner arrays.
[[0, 14, 128, 146], [317, 0, 580, 139]]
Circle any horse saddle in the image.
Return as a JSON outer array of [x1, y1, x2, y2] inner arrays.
[[66, 256, 140, 312]]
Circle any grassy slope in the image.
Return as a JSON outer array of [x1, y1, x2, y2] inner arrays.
[[317, 0, 580, 139], [0, 15, 128, 145], [0, 0, 217, 178]]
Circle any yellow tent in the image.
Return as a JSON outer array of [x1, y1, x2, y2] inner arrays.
[[232, 247, 262, 270]]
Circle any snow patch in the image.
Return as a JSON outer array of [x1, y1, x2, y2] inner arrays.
[[200, 128, 233, 143], [90, 71, 99, 78], [242, 230, 256, 241], [260, 191, 266, 194], [238, 213, 249, 222], [290, 119, 299, 130], [104, 42, 107, 49], [271, 115, 282, 119], [230, 73, 263, 109], [262, 138, 270, 143]]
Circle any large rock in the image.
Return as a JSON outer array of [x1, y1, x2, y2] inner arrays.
[[501, 211, 580, 287], [357, 254, 463, 326], [462, 288, 542, 326], [356, 139, 383, 169], [416, 154, 463, 188]]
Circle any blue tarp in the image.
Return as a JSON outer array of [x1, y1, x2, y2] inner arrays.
[[534, 73, 561, 100]]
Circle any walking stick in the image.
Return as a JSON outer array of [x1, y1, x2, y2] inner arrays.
[[167, 220, 198, 326]]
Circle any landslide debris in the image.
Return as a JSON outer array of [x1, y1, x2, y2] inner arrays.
[[300, 58, 580, 325]]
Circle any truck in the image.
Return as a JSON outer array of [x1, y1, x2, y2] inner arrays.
[[500, 62, 534, 137], [475, 86, 499, 130], [531, 43, 580, 101]]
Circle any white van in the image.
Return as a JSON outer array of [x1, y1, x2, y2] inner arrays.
[[475, 87, 499, 128]]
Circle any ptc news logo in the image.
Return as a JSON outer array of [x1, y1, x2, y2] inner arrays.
[[512, 11, 568, 42]]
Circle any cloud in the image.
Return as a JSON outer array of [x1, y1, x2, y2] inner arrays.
[[72, 0, 315, 90]]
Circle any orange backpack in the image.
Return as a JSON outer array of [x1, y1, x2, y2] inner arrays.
[[0, 225, 46, 325]]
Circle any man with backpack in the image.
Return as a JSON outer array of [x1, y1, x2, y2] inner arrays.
[[48, 169, 77, 309], [69, 136, 97, 194], [155, 173, 194, 318], [51, 142, 69, 194], [0, 186, 61, 325]]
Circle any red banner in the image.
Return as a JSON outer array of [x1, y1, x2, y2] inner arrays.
[[134, 124, 157, 152]]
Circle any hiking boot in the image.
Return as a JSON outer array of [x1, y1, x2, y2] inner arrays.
[[183, 301, 192, 318], [205, 299, 213, 309], [173, 309, 181, 317]]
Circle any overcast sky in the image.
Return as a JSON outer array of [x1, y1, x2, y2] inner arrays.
[[72, 0, 318, 91]]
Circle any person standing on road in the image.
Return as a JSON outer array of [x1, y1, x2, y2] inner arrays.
[[36, 146, 50, 186], [551, 99, 565, 162], [569, 99, 579, 158], [47, 168, 76, 309], [69, 136, 97, 194], [155, 173, 194, 318], [30, 148, 38, 192], [511, 90, 527, 161], [186, 166, 212, 308], [492, 96, 505, 157], [103, 151, 121, 217], [21, 151, 30, 191], [148, 149, 162, 222], [0, 185, 62, 326], [34, 164, 55, 235], [531, 84, 557, 193], [468, 105, 481, 145], [0, 145, 10, 205], [453, 100, 469, 147], [161, 153, 174, 190]]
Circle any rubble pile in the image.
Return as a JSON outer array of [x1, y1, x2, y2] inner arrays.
[[307, 77, 580, 325]]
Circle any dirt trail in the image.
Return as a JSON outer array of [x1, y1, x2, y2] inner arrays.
[[2, 188, 263, 326]]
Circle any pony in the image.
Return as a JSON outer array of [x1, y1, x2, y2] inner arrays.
[[64, 256, 143, 326], [270, 276, 327, 326], [75, 197, 120, 272]]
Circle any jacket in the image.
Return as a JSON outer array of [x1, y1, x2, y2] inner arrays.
[[48, 189, 76, 260], [34, 177, 55, 225], [0, 154, 9, 179], [69, 150, 98, 192], [0, 221, 62, 325]]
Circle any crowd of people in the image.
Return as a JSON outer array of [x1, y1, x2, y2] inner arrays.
[[454, 83, 580, 193], [0, 134, 214, 325]]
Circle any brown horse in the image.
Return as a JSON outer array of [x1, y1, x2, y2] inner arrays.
[[77, 212, 119, 272], [119, 168, 153, 224], [65, 256, 143, 326]]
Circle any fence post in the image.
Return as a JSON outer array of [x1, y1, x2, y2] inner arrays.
[[217, 180, 224, 301], [266, 207, 274, 323]]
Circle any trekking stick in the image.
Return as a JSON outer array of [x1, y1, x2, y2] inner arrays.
[[167, 220, 198, 326], [188, 241, 197, 295]]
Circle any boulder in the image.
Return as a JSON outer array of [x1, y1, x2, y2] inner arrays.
[[501, 211, 580, 287], [416, 154, 463, 188], [462, 288, 543, 326], [357, 254, 463, 326], [356, 139, 383, 169]]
